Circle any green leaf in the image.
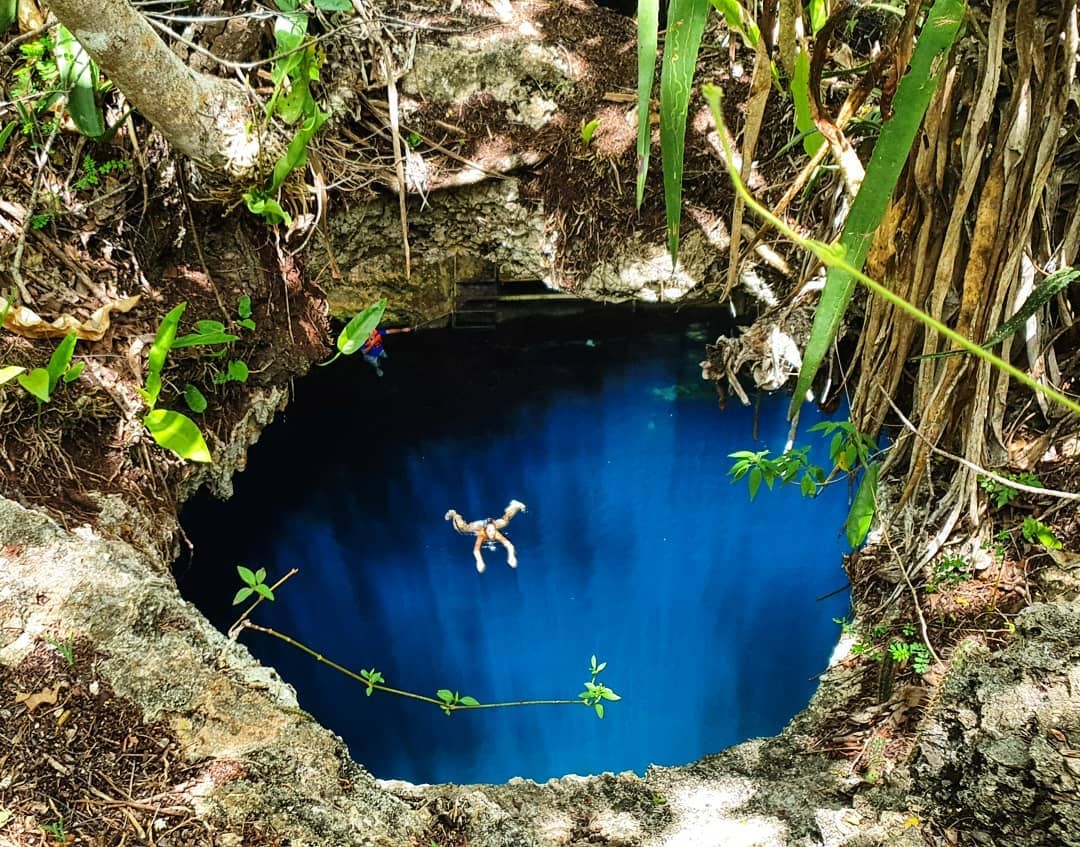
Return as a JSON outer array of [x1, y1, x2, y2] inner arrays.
[[314, 0, 353, 9], [595, 702, 604, 719], [790, 49, 824, 157], [255, 567, 266, 584], [459, 696, 479, 706], [145, 303, 186, 410], [0, 365, 25, 385], [634, 0, 659, 208], [789, 0, 965, 423], [0, 121, 16, 154], [580, 118, 601, 145], [254, 583, 275, 601], [237, 566, 257, 586], [55, 26, 104, 139], [659, 0, 712, 262], [271, 106, 329, 190], [144, 408, 212, 463], [844, 461, 880, 548], [600, 688, 621, 701], [243, 190, 292, 227], [184, 383, 208, 413], [227, 360, 249, 383], [238, 318, 256, 331], [46, 332, 77, 392], [238, 296, 253, 319], [337, 299, 387, 356], [195, 320, 226, 333], [982, 266, 1078, 350], [232, 586, 254, 605], [63, 361, 84, 383], [17, 368, 50, 402], [808, 0, 828, 33], [748, 466, 762, 500], [436, 689, 454, 703]]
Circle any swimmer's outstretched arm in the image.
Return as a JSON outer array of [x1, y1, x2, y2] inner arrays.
[[493, 499, 527, 529]]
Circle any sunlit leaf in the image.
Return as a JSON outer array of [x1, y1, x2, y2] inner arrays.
[[459, 695, 479, 706], [144, 303, 186, 410], [436, 689, 454, 703], [789, 0, 964, 423], [17, 369, 49, 402], [46, 332, 77, 392], [144, 408, 212, 463], [659, 0, 712, 261], [232, 587, 253, 605], [337, 299, 387, 356], [791, 49, 824, 156], [63, 361, 84, 383], [237, 566, 257, 586], [635, 0, 660, 208], [0, 365, 25, 385]]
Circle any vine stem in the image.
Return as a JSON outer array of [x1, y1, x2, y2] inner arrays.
[[227, 568, 299, 640], [701, 84, 1080, 419], [238, 621, 583, 712]]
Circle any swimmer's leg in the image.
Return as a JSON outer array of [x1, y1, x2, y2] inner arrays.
[[493, 530, 516, 568], [472, 534, 487, 573], [444, 510, 474, 534], [493, 499, 527, 529]]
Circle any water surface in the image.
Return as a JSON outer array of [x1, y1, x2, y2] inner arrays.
[[179, 314, 850, 784]]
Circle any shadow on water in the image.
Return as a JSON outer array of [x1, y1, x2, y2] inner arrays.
[[178, 310, 852, 785]]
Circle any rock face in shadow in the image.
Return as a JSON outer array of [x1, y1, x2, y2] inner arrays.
[[911, 602, 1080, 847]]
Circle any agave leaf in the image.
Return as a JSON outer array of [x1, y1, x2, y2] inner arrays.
[[982, 266, 1078, 350], [659, 0, 712, 262], [789, 0, 965, 423], [635, 0, 660, 208]]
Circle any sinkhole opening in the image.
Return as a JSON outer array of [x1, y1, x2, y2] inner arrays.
[[177, 309, 851, 785]]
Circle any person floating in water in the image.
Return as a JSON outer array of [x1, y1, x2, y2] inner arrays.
[[445, 500, 527, 573], [360, 326, 411, 377], [360, 328, 388, 376]]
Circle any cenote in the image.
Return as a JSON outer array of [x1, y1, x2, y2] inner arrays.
[[178, 311, 852, 785]]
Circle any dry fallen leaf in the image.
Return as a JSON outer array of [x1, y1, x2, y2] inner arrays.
[[2, 295, 141, 341], [15, 684, 60, 712]]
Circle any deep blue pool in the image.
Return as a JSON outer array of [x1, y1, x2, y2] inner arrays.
[[179, 313, 851, 785]]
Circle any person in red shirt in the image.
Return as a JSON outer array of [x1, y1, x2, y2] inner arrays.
[[444, 500, 527, 573]]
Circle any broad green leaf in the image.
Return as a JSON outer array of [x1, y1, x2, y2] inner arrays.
[[808, 0, 828, 33], [63, 361, 84, 383], [255, 583, 275, 601], [184, 383, 208, 413], [144, 408, 212, 463], [337, 299, 387, 356], [232, 587, 254, 605], [790, 50, 824, 156], [238, 295, 253, 319], [600, 689, 621, 701], [243, 190, 292, 227], [436, 689, 454, 703], [0, 365, 25, 385], [844, 461, 880, 548], [255, 567, 266, 583], [789, 0, 965, 423], [459, 695, 479, 706], [17, 369, 50, 402], [145, 303, 186, 410], [595, 703, 604, 719], [273, 11, 308, 53], [238, 318, 256, 331], [237, 565, 257, 586], [748, 466, 762, 500], [634, 0, 660, 208], [315, 0, 353, 9], [982, 266, 1078, 349], [195, 320, 226, 333], [55, 26, 105, 139], [46, 332, 77, 392], [227, 360, 249, 382], [659, 0, 712, 261]]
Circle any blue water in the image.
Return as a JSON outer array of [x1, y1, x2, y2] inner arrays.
[[179, 316, 851, 785]]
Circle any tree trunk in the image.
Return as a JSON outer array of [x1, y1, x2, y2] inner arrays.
[[47, 0, 258, 179]]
